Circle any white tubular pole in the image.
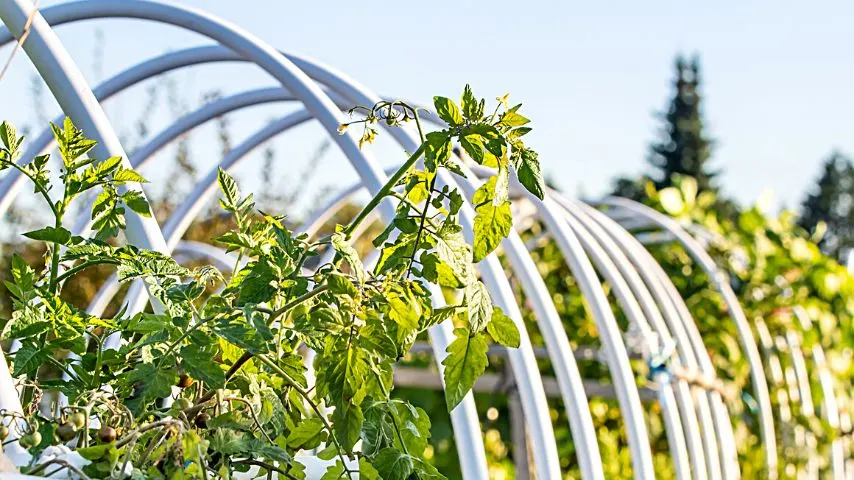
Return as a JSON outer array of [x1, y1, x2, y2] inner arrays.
[[578, 200, 739, 479], [553, 209, 702, 477], [566, 198, 737, 480], [558, 205, 714, 479], [598, 197, 778, 478], [793, 307, 845, 480]]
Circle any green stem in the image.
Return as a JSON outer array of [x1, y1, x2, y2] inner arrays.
[[3, 161, 60, 218], [54, 258, 120, 285], [48, 218, 62, 295], [343, 142, 426, 240], [255, 355, 355, 480], [406, 173, 439, 277], [268, 284, 328, 321]]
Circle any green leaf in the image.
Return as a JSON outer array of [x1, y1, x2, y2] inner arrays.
[[22, 226, 72, 245], [499, 104, 530, 128], [387, 287, 419, 333], [374, 448, 414, 480], [433, 96, 464, 126], [180, 344, 225, 387], [331, 232, 367, 284], [459, 135, 484, 164], [413, 459, 445, 479], [328, 272, 359, 297], [424, 131, 452, 171], [432, 225, 471, 286], [12, 343, 49, 377], [515, 148, 545, 200], [465, 280, 492, 333], [442, 328, 488, 410], [126, 313, 172, 333], [460, 84, 480, 120], [472, 177, 513, 262], [486, 307, 520, 348], [236, 260, 277, 306], [388, 401, 431, 454], [0, 121, 18, 151], [51, 118, 97, 167], [421, 305, 460, 330], [126, 362, 177, 413], [420, 253, 462, 288], [315, 338, 371, 407], [286, 417, 326, 450], [112, 168, 148, 183], [332, 402, 363, 451], [359, 458, 381, 480], [217, 167, 241, 210], [320, 461, 347, 480], [121, 190, 151, 217]]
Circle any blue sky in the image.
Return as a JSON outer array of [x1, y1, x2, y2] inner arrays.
[[2, 0, 853, 214]]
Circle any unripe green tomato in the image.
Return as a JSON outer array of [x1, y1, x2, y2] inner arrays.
[[69, 412, 87, 430], [19, 431, 41, 448], [0, 425, 8, 440], [175, 398, 193, 411]]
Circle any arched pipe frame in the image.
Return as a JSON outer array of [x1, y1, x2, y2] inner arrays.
[[0, 1, 838, 478], [602, 199, 851, 479]]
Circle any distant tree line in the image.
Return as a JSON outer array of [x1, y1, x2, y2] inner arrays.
[[613, 54, 854, 260]]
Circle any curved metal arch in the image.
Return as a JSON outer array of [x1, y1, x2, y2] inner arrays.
[[511, 196, 703, 477], [470, 164, 739, 479], [557, 206, 718, 479], [609, 200, 848, 479], [562, 198, 741, 479], [793, 307, 846, 480], [596, 197, 778, 477], [508, 184, 737, 479]]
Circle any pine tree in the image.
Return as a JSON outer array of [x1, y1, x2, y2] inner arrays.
[[798, 151, 854, 258], [612, 54, 717, 199], [648, 55, 716, 191]]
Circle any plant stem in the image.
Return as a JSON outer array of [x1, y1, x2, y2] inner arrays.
[[115, 419, 183, 448], [55, 258, 120, 285], [406, 173, 439, 277], [343, 142, 426, 240], [3, 160, 60, 218], [234, 459, 300, 480]]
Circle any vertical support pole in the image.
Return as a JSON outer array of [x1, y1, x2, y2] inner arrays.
[[508, 365, 533, 480]]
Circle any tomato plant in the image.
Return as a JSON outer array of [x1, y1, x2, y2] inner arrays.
[[0, 85, 544, 479]]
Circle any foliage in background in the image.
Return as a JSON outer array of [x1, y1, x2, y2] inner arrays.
[[643, 175, 853, 478], [797, 151, 854, 259]]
